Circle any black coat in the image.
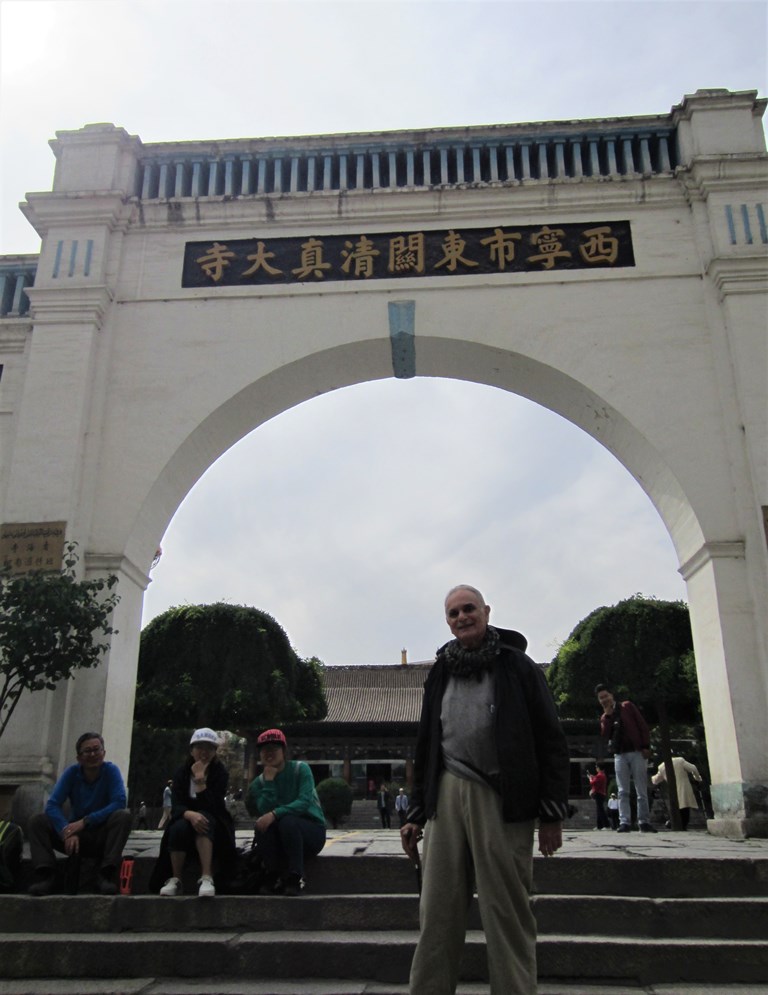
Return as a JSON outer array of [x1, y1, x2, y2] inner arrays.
[[407, 626, 571, 826], [148, 757, 237, 892]]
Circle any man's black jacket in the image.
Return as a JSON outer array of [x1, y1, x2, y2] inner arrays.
[[407, 626, 571, 826]]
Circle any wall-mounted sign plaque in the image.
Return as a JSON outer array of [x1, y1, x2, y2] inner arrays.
[[182, 221, 635, 288], [0, 521, 66, 574]]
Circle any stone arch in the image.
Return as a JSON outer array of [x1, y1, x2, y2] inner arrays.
[[117, 333, 752, 834], [131, 339, 699, 577]]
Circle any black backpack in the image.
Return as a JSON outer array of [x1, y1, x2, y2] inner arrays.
[[0, 819, 23, 893], [225, 834, 267, 895]]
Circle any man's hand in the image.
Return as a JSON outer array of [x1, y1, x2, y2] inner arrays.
[[538, 821, 563, 857], [63, 833, 80, 855], [254, 811, 277, 834], [400, 821, 422, 862], [61, 819, 85, 854]]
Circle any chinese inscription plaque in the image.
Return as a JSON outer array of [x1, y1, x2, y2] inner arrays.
[[182, 221, 634, 288]]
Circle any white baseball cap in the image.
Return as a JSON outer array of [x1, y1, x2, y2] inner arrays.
[[190, 727, 219, 746]]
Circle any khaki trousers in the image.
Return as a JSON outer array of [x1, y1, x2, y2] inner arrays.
[[408, 772, 537, 995]]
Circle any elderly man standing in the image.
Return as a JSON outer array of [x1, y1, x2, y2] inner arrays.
[[401, 585, 570, 995], [26, 731, 132, 896]]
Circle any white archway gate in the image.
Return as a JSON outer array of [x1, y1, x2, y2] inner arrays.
[[1, 89, 766, 836]]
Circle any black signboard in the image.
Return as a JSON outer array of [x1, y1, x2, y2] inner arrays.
[[182, 221, 634, 288]]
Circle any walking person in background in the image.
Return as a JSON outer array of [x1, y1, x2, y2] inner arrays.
[[158, 779, 173, 829], [377, 783, 392, 828], [401, 584, 570, 995], [587, 764, 609, 830], [395, 787, 410, 827], [652, 756, 703, 830], [595, 684, 656, 833], [136, 802, 148, 830], [607, 792, 620, 830]]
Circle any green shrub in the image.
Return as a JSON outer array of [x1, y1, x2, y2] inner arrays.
[[316, 777, 353, 828]]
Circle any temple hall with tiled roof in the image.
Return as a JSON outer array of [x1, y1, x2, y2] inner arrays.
[[277, 654, 433, 794], [271, 654, 607, 800]]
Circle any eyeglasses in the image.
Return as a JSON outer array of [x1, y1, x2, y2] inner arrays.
[[78, 747, 103, 756], [447, 603, 479, 619]]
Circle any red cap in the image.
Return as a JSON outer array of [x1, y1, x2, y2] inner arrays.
[[257, 728, 286, 748]]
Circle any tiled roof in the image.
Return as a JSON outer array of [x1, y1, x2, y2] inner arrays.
[[321, 663, 433, 724]]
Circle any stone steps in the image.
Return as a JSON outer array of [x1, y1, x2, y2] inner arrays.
[[2, 891, 768, 985], [1, 982, 733, 995], [2, 893, 768, 939], [113, 851, 768, 899], [4, 848, 768, 990], [2, 926, 768, 985]]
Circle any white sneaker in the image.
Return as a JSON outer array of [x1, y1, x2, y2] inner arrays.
[[159, 877, 181, 896], [198, 875, 215, 898]]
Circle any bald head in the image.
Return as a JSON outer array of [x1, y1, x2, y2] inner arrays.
[[444, 584, 486, 609]]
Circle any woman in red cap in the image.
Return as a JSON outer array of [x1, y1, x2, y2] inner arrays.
[[246, 728, 326, 895]]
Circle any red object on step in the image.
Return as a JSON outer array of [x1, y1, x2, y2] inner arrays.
[[119, 857, 135, 895]]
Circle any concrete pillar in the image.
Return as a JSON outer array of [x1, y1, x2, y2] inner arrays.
[[52, 555, 148, 782], [0, 124, 144, 785], [681, 543, 768, 837], [674, 89, 766, 163]]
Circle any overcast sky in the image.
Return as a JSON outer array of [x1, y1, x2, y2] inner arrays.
[[1, 1, 766, 665]]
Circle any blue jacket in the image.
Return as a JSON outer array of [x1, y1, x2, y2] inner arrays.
[[45, 761, 126, 834]]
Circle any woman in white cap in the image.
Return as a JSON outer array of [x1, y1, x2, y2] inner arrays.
[[246, 728, 326, 895], [149, 727, 236, 897]]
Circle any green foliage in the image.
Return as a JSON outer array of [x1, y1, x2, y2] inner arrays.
[[547, 594, 699, 724], [316, 777, 353, 828], [547, 594, 703, 831], [134, 602, 327, 733], [295, 656, 327, 722], [0, 543, 120, 740], [127, 723, 190, 807]]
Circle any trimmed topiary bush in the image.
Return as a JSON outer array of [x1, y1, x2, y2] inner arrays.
[[316, 777, 353, 828]]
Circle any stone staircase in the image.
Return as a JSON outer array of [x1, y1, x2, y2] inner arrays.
[[2, 849, 767, 993], [344, 799, 392, 830]]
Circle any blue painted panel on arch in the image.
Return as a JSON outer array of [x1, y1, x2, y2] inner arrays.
[[388, 300, 415, 380]]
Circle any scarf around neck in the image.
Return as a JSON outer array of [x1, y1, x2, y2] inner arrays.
[[442, 624, 501, 680]]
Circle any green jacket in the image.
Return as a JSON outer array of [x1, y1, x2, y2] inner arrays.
[[246, 760, 326, 826]]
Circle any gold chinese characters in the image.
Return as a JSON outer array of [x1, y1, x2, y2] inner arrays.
[[186, 222, 631, 287]]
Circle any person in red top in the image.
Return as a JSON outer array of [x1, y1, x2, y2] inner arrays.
[[595, 684, 657, 833], [587, 764, 609, 830]]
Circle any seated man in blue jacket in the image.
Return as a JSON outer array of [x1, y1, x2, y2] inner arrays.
[[26, 731, 132, 895]]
